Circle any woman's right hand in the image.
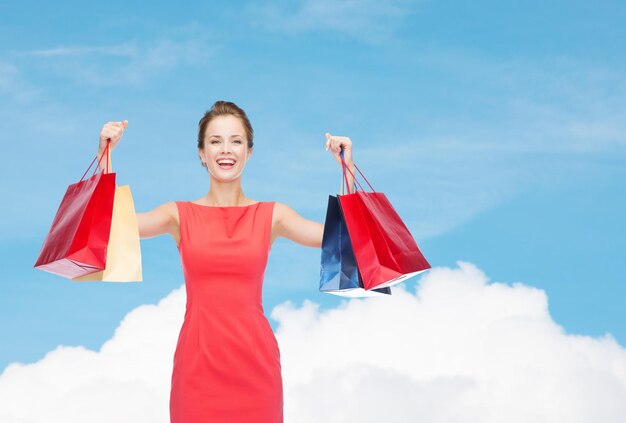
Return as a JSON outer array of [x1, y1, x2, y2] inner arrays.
[[98, 120, 128, 155]]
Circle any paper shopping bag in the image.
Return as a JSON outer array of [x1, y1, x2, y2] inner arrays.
[[34, 143, 116, 278], [337, 155, 431, 290], [72, 184, 142, 282], [320, 195, 391, 297]]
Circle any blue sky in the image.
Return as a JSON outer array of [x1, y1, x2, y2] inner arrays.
[[1, 0, 625, 376]]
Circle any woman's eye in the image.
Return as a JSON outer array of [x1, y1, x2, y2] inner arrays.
[[210, 140, 220, 144], [233, 140, 242, 144]]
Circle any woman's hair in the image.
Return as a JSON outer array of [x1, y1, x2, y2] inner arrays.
[[197, 101, 254, 161]]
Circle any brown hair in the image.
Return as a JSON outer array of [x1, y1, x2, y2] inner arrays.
[[197, 100, 254, 161]]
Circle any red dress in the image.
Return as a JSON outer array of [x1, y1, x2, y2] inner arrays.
[[170, 201, 283, 422]]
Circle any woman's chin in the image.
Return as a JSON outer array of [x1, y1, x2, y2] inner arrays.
[[207, 168, 244, 182]]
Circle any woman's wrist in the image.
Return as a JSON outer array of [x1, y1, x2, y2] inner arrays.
[[96, 143, 113, 172]]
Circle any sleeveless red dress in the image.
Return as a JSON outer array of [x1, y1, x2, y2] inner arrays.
[[170, 201, 283, 422]]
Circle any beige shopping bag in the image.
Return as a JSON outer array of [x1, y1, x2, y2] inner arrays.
[[73, 184, 142, 282]]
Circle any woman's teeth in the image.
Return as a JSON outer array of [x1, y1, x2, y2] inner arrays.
[[217, 159, 236, 169]]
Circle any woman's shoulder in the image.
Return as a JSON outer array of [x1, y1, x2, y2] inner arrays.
[[272, 201, 287, 212], [150, 201, 180, 221], [271, 201, 299, 222], [160, 201, 180, 210]]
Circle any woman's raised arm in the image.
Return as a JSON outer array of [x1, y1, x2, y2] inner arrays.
[[272, 133, 356, 248], [96, 120, 179, 243]]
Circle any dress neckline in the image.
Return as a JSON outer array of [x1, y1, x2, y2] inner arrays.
[[187, 201, 262, 209]]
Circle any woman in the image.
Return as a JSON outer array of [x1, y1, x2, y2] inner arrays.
[[97, 100, 355, 422]]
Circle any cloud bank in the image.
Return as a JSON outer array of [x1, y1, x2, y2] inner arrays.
[[1, 261, 625, 422], [247, 0, 420, 44]]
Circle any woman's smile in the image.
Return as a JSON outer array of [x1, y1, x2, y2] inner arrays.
[[216, 157, 236, 170]]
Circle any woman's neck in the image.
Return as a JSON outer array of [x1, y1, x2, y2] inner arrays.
[[203, 180, 248, 207]]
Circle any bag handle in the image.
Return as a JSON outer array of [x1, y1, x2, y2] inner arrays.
[[340, 150, 351, 194], [339, 149, 375, 194], [80, 139, 111, 181]]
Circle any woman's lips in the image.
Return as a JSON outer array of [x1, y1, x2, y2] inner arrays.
[[217, 159, 236, 170]]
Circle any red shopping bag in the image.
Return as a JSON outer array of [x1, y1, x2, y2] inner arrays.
[[338, 153, 430, 290], [34, 142, 116, 278]]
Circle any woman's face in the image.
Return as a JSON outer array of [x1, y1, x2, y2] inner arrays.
[[199, 115, 252, 182]]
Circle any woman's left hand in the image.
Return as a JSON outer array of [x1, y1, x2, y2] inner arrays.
[[325, 133, 353, 168]]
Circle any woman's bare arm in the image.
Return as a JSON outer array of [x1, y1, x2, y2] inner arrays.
[[137, 202, 180, 243], [273, 202, 324, 248]]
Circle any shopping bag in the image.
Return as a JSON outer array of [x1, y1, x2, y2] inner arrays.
[[320, 195, 391, 297], [34, 142, 116, 278], [338, 153, 431, 290], [72, 184, 142, 282]]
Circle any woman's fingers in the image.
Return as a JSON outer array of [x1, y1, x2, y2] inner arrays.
[[325, 133, 351, 151], [325, 135, 354, 169], [325, 133, 353, 165], [99, 120, 128, 153]]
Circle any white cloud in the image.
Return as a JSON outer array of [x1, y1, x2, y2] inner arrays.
[[406, 52, 626, 154], [0, 286, 184, 423], [2, 262, 626, 422], [278, 263, 626, 422], [19, 45, 137, 58], [247, 0, 421, 44], [15, 28, 218, 87]]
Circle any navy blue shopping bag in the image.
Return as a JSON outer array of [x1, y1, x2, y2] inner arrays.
[[319, 195, 391, 297]]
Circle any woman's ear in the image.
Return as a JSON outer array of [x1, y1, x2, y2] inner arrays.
[[198, 149, 206, 166]]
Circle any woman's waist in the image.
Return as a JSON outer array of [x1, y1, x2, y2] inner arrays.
[[184, 296, 265, 314]]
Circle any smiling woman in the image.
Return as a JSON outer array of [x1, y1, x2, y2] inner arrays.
[[94, 100, 356, 423], [197, 101, 254, 174]]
